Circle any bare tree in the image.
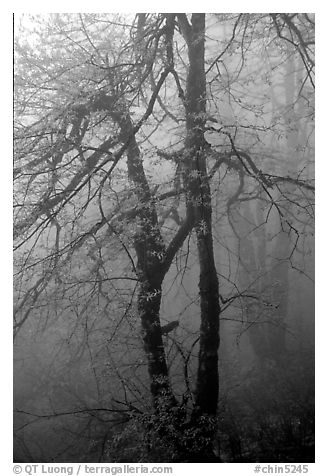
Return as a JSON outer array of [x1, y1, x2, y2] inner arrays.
[[14, 13, 314, 463]]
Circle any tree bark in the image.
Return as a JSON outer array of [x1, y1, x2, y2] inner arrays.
[[116, 110, 176, 409], [183, 12, 220, 418], [178, 14, 221, 460]]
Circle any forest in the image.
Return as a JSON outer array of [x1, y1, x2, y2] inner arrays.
[[13, 13, 315, 463]]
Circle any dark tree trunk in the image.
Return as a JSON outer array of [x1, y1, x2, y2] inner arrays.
[[183, 12, 220, 419], [116, 110, 177, 408], [178, 13, 221, 460]]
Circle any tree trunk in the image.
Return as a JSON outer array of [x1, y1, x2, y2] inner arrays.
[[178, 13, 221, 461], [116, 110, 176, 409], [234, 200, 271, 359], [115, 14, 221, 460]]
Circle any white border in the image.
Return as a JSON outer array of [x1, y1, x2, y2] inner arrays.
[[3, 5, 325, 473]]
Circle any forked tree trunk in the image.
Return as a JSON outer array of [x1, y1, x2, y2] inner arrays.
[[114, 14, 221, 461]]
